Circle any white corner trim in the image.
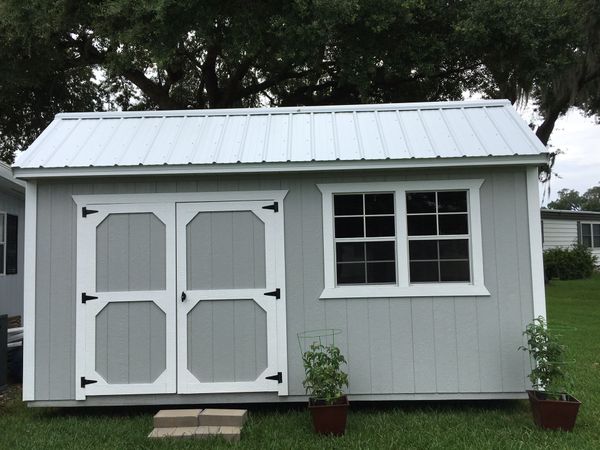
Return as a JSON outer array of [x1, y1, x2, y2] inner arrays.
[[22, 181, 37, 401], [527, 167, 547, 319], [317, 179, 488, 299]]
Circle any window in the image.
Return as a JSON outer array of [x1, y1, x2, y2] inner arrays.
[[0, 212, 18, 276], [407, 191, 470, 283], [318, 180, 488, 299], [334, 193, 396, 285], [581, 223, 600, 248]]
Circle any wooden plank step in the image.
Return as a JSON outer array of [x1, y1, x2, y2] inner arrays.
[[148, 426, 241, 442], [153, 409, 203, 428], [198, 408, 248, 427]]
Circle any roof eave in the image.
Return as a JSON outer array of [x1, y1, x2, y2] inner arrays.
[[13, 154, 549, 180]]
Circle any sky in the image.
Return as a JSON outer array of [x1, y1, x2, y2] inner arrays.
[[517, 107, 600, 205]]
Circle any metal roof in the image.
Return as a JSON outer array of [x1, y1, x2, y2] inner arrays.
[[540, 208, 600, 221], [14, 100, 547, 176], [0, 161, 25, 192]]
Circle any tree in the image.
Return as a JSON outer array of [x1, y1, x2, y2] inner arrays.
[[547, 185, 600, 211], [1, 0, 599, 163], [547, 189, 585, 210]]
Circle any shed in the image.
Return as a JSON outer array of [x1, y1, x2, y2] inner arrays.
[[541, 208, 600, 260], [14, 99, 548, 406], [0, 161, 25, 318]]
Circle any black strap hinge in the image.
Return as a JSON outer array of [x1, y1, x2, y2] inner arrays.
[[80, 377, 97, 388], [82, 207, 98, 218], [81, 293, 98, 303], [262, 201, 279, 213], [264, 288, 280, 299], [265, 372, 283, 383]]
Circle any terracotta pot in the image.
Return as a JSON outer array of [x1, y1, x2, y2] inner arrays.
[[308, 395, 349, 436], [527, 390, 581, 431]]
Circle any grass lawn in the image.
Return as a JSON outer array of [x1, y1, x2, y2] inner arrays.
[[1, 275, 599, 449]]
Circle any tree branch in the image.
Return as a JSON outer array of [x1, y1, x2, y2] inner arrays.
[[122, 68, 184, 110]]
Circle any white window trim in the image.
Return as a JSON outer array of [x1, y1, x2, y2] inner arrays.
[[318, 180, 489, 299], [0, 211, 5, 276], [580, 221, 600, 248]]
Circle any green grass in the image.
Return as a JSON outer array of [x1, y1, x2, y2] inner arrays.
[[1, 275, 599, 449]]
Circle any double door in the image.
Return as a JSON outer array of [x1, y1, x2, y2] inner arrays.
[[75, 195, 286, 399]]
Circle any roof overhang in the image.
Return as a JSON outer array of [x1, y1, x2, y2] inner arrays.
[[0, 162, 25, 193], [540, 209, 600, 221], [13, 153, 549, 180]]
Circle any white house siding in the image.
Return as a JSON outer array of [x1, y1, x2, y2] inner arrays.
[[542, 218, 600, 261], [31, 166, 535, 404], [0, 188, 25, 317]]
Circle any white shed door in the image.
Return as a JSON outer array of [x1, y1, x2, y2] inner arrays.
[[75, 203, 177, 399], [176, 201, 287, 394]]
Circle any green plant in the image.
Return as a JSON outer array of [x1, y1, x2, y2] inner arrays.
[[543, 244, 597, 280], [519, 317, 574, 400], [301, 342, 349, 405]]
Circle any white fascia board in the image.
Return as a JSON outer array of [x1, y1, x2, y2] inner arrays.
[[13, 154, 549, 180], [53, 99, 512, 120]]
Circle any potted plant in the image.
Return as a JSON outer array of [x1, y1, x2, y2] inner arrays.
[[301, 342, 349, 435], [520, 317, 581, 431]]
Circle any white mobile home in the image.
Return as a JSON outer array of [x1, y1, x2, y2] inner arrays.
[[14, 100, 548, 407], [0, 162, 25, 318], [541, 208, 600, 260]]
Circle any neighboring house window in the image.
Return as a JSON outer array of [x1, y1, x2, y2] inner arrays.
[[581, 223, 600, 248], [318, 180, 488, 299], [0, 212, 18, 275]]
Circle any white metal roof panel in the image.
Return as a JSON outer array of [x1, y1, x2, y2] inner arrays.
[[15, 100, 548, 173]]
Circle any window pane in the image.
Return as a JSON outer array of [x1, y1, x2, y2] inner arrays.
[[365, 193, 394, 215], [439, 214, 468, 235], [336, 242, 365, 262], [409, 240, 438, 260], [366, 216, 395, 237], [410, 261, 439, 282], [582, 235, 592, 248], [407, 215, 437, 236], [367, 262, 396, 283], [438, 191, 467, 212], [0, 243, 3, 273], [439, 239, 469, 259], [0, 214, 4, 242], [334, 194, 363, 215], [406, 192, 436, 213], [440, 261, 470, 282], [335, 217, 364, 238], [366, 241, 395, 261], [594, 224, 600, 248], [581, 223, 591, 235], [337, 262, 366, 284]]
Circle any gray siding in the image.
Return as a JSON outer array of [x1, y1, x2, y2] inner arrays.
[[186, 211, 266, 290], [33, 167, 535, 402], [96, 212, 166, 292], [95, 301, 166, 383], [187, 299, 267, 382], [0, 188, 25, 317]]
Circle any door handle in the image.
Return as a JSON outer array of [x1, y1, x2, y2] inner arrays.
[[181, 291, 187, 302]]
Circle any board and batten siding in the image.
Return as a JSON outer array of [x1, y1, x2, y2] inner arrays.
[[0, 188, 25, 317], [33, 167, 534, 402]]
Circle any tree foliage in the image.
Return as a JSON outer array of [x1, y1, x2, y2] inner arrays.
[[1, 0, 599, 163], [548, 184, 600, 211]]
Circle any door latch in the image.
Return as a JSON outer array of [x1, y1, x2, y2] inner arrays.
[[181, 291, 187, 302]]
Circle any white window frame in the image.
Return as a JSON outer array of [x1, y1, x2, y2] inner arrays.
[[0, 211, 6, 276], [580, 222, 600, 248], [318, 180, 489, 298]]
